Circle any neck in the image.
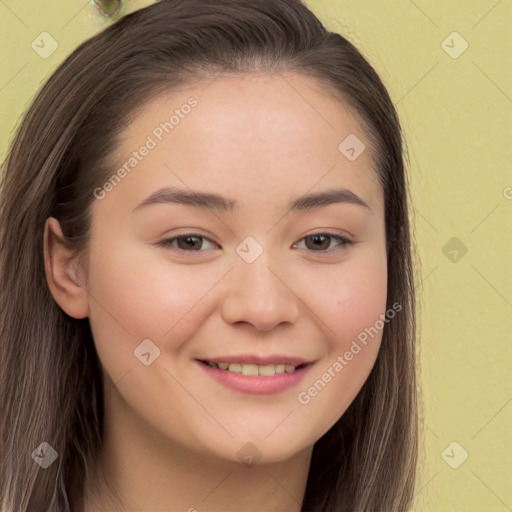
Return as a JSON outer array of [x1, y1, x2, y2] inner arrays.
[[78, 386, 312, 512]]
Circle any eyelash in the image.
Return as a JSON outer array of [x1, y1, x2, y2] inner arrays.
[[156, 232, 354, 255]]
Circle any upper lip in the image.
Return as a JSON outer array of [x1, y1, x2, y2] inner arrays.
[[197, 355, 314, 367]]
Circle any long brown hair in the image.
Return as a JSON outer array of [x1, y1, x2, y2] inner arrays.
[[0, 1, 418, 510]]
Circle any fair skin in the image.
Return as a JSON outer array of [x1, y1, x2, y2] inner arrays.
[[44, 72, 387, 511]]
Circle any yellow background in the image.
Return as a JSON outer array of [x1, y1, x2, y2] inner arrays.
[[1, 1, 510, 510]]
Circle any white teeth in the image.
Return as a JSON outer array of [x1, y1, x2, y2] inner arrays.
[[207, 361, 302, 376], [241, 364, 259, 376], [275, 364, 285, 374], [258, 364, 275, 377], [228, 363, 242, 373]]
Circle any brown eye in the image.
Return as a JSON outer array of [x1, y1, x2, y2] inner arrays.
[[295, 233, 354, 253], [157, 234, 218, 253], [176, 235, 203, 251], [305, 234, 330, 251]]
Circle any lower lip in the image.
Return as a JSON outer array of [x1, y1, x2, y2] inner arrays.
[[194, 360, 312, 395]]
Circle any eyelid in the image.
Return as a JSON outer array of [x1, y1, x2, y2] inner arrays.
[[155, 232, 219, 253], [292, 232, 354, 254], [155, 230, 355, 255]]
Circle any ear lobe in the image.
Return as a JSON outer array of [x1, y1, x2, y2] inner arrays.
[[43, 217, 89, 319]]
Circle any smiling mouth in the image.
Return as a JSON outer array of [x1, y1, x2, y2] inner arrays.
[[198, 360, 310, 377]]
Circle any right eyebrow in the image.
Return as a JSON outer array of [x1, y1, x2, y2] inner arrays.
[[132, 187, 238, 213]]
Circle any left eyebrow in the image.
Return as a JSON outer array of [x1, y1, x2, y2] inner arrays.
[[289, 188, 371, 212], [132, 186, 371, 213]]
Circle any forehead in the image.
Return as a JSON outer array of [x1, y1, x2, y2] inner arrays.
[[106, 71, 383, 216]]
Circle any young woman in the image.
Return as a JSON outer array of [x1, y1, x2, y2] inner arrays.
[[0, 1, 418, 510]]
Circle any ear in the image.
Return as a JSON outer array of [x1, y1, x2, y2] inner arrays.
[[43, 217, 89, 319]]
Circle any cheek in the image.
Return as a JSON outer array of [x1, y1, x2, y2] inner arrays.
[[292, 251, 387, 429], [299, 248, 388, 349], [333, 265, 387, 345], [85, 241, 220, 373]]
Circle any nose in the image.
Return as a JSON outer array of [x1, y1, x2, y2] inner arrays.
[[220, 254, 300, 332]]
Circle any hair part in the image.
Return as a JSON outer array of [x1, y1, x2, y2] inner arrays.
[[0, 1, 418, 510]]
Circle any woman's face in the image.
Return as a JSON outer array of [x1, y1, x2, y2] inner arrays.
[[81, 72, 387, 464]]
